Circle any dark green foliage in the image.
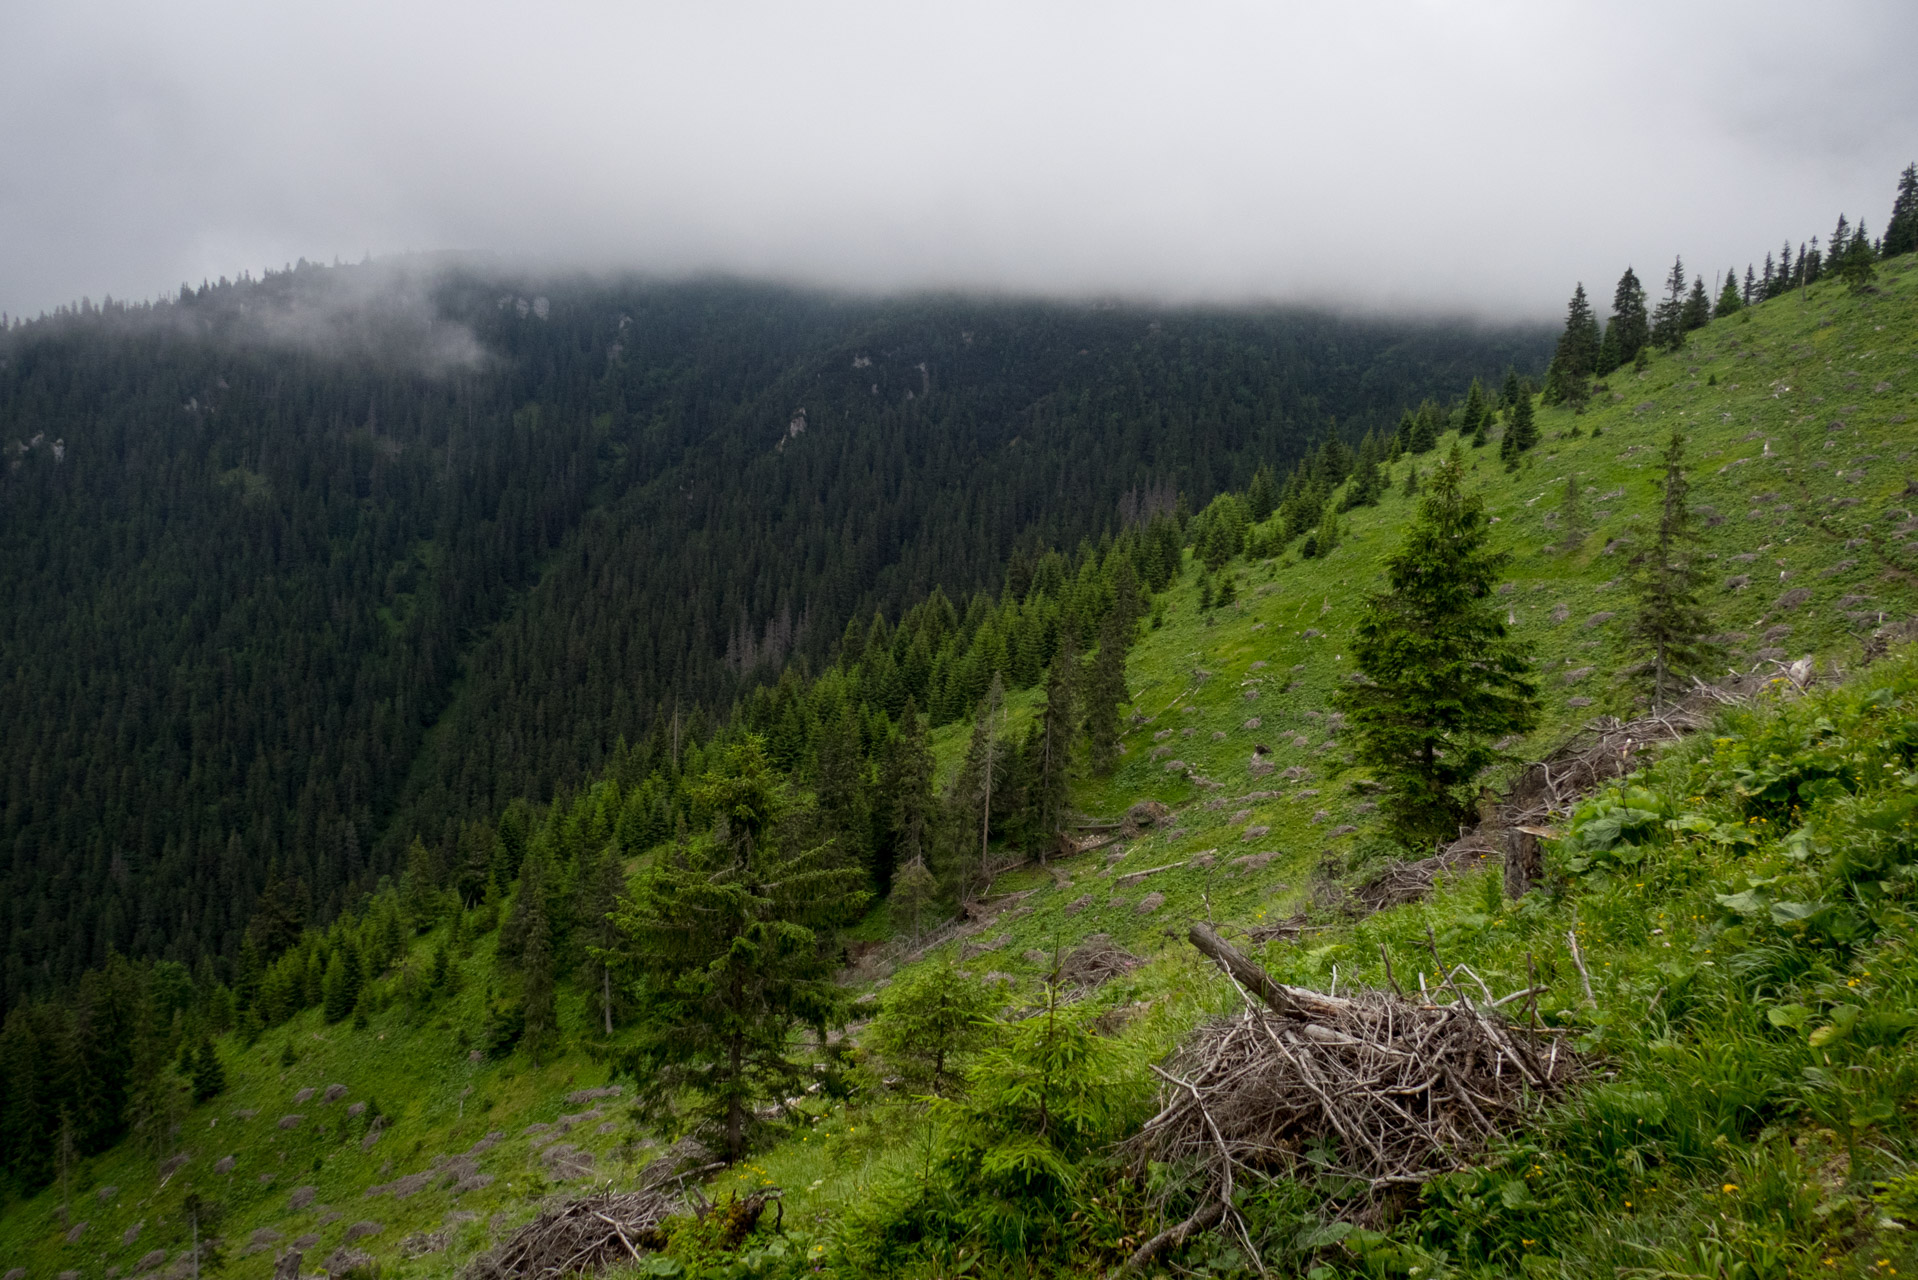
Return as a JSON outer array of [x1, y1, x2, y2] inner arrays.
[[867, 961, 1000, 1096], [1714, 268, 1744, 317], [1620, 430, 1721, 709], [1245, 464, 1277, 522], [0, 269, 1547, 1006], [1681, 274, 1712, 332], [880, 702, 937, 903], [1027, 632, 1079, 844], [1083, 610, 1132, 778], [1499, 391, 1537, 464], [1601, 266, 1650, 372], [932, 990, 1135, 1253], [1838, 219, 1880, 293], [188, 1038, 226, 1104], [320, 941, 363, 1024], [1542, 284, 1601, 407], [1335, 447, 1539, 844], [1651, 256, 1690, 351], [1887, 162, 1918, 257], [610, 738, 866, 1159], [518, 881, 557, 1064]]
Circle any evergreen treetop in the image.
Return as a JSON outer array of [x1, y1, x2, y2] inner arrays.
[[1887, 162, 1918, 257], [1620, 429, 1721, 710], [1334, 446, 1539, 844]]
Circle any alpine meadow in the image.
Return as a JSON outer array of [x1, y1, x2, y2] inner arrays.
[[5, 144, 1918, 1280]]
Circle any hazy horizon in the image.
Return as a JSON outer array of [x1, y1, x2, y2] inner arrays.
[[4, 0, 1914, 322]]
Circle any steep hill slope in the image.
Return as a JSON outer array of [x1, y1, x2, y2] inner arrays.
[[0, 268, 1548, 1001], [2, 257, 1915, 1278]]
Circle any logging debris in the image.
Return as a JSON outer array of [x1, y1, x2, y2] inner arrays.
[[1119, 925, 1576, 1273]]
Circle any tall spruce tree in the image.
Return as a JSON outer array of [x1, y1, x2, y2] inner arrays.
[[1082, 608, 1131, 776], [1650, 256, 1689, 351], [1887, 163, 1918, 257], [883, 701, 936, 873], [576, 843, 629, 1037], [1621, 429, 1720, 709], [1681, 275, 1711, 332], [1028, 630, 1079, 849], [1607, 267, 1650, 367], [1335, 446, 1539, 844], [1714, 268, 1743, 317], [519, 888, 557, 1065], [1245, 464, 1277, 523], [1500, 391, 1537, 465], [611, 737, 865, 1160], [1838, 219, 1879, 293], [945, 675, 1006, 899], [1542, 284, 1601, 406]]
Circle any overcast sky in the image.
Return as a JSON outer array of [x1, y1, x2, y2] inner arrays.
[[3, 0, 1914, 321]]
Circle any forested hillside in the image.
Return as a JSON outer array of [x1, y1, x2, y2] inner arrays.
[[0, 267, 1549, 1001], [3, 229, 1914, 1280]]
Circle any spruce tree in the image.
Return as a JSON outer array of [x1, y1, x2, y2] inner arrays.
[[1245, 464, 1277, 523], [1335, 446, 1538, 844], [1594, 320, 1622, 378], [1887, 162, 1918, 258], [1681, 275, 1711, 332], [888, 855, 939, 948], [1714, 268, 1743, 317], [189, 1038, 226, 1103], [576, 843, 629, 1036], [813, 704, 874, 883], [944, 675, 1005, 899], [1838, 219, 1879, 293], [1500, 392, 1537, 464], [1459, 380, 1489, 439], [867, 961, 997, 1097], [1829, 213, 1852, 264], [1543, 285, 1601, 406], [612, 737, 865, 1160], [1742, 264, 1757, 306], [1082, 608, 1131, 776], [1650, 256, 1689, 351], [519, 887, 556, 1065], [1028, 630, 1079, 847], [1621, 429, 1720, 710], [884, 701, 936, 873], [1608, 267, 1650, 365]]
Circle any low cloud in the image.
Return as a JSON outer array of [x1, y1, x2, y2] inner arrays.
[[2, 1, 1914, 320], [183, 259, 485, 372]]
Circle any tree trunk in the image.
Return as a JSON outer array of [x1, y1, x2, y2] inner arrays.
[[602, 964, 612, 1036], [1186, 923, 1339, 1021], [726, 1034, 744, 1161], [1504, 827, 1542, 898]]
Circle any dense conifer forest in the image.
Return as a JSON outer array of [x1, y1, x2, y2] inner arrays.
[[0, 268, 1549, 1001]]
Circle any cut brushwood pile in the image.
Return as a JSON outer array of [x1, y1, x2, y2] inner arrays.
[[1354, 677, 1753, 912], [460, 1188, 681, 1280], [1120, 924, 1575, 1273], [1055, 933, 1145, 992]]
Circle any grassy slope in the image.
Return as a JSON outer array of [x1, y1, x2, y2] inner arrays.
[[4, 260, 1916, 1279]]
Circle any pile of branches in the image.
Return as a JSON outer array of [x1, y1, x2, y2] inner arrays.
[[1499, 691, 1727, 830], [1120, 925, 1575, 1273], [461, 1188, 681, 1280], [1056, 933, 1144, 992], [1354, 681, 1745, 913]]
